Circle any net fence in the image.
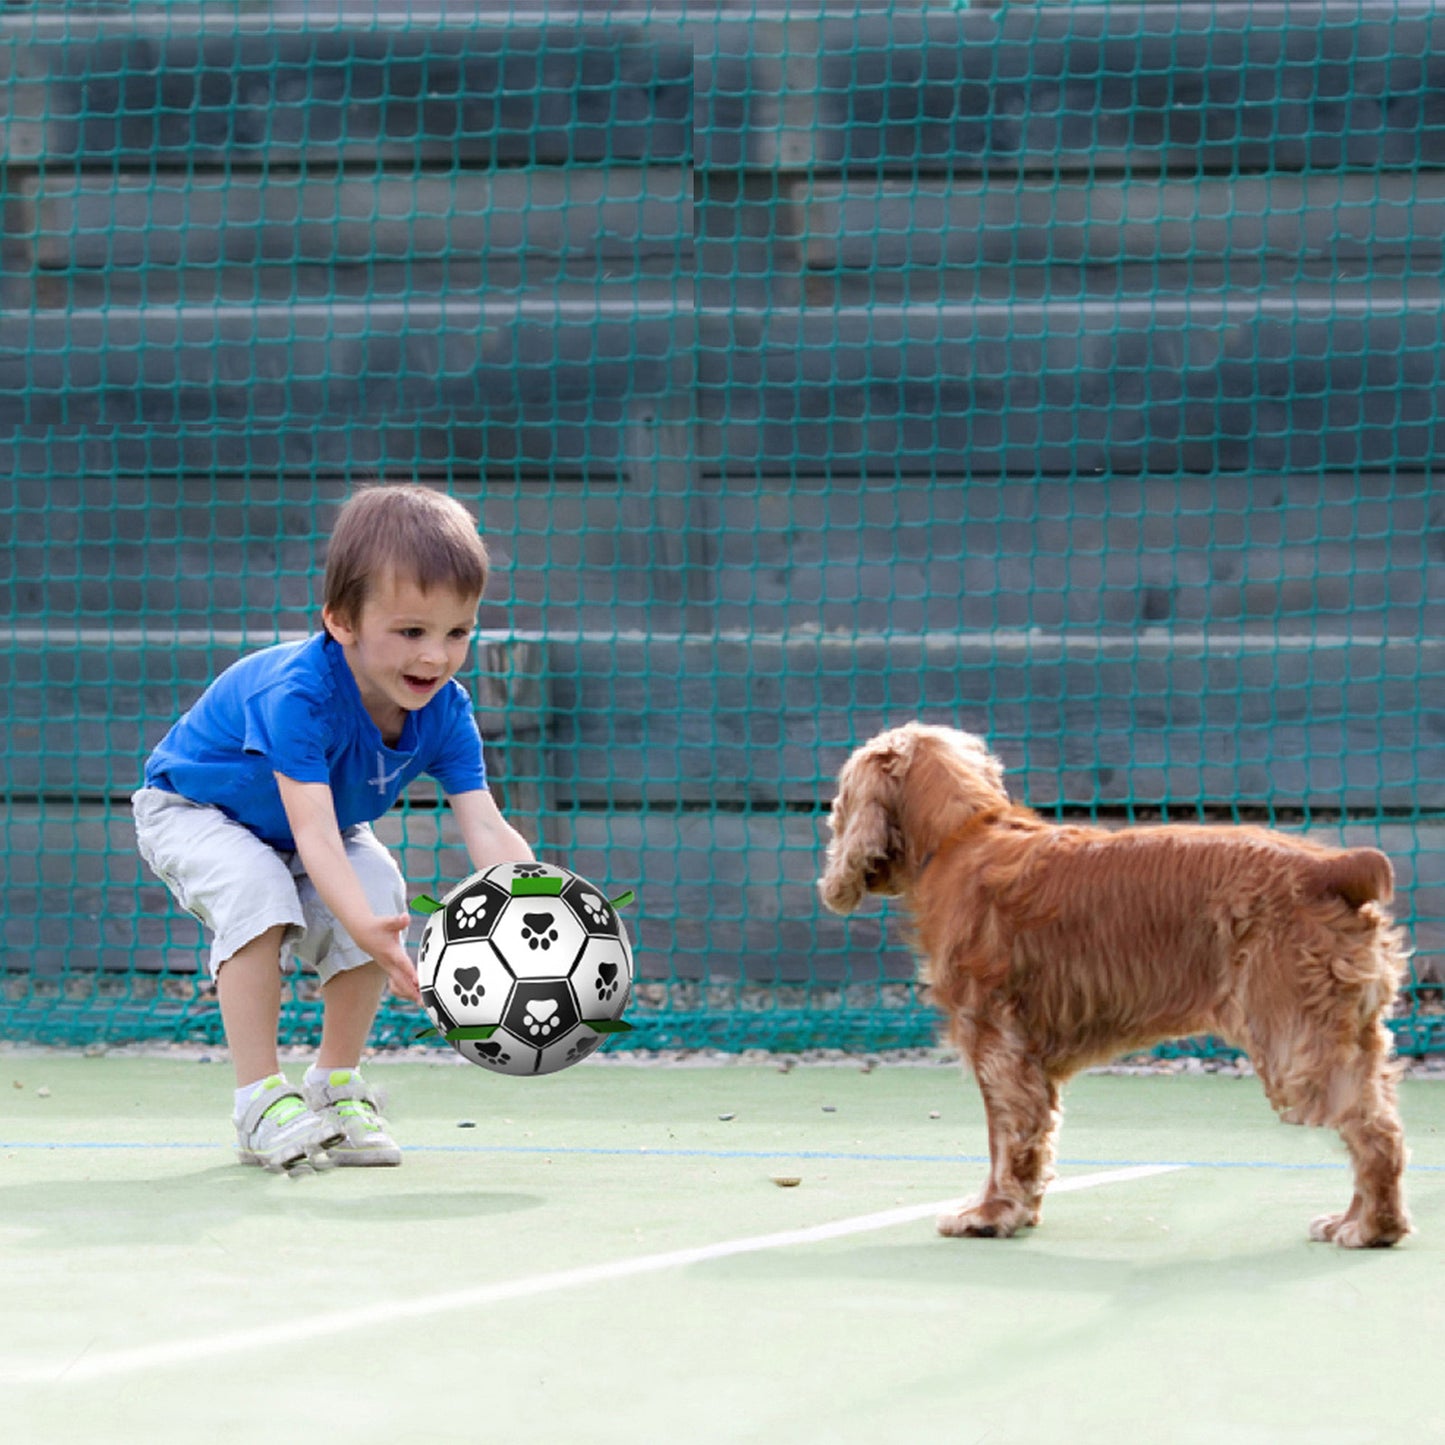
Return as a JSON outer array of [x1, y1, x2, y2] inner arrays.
[[3, 1, 1444, 1055]]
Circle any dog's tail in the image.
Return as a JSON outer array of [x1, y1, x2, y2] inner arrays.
[[1307, 847, 1395, 908]]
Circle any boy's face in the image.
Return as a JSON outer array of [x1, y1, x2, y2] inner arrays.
[[323, 572, 480, 736]]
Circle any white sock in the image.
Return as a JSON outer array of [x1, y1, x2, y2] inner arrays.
[[234, 1073, 286, 1117], [305, 1064, 358, 1091]]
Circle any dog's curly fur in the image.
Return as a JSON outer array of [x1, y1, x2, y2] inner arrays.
[[818, 722, 1411, 1248]]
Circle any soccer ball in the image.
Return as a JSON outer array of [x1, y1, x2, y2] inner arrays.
[[416, 861, 634, 1076]]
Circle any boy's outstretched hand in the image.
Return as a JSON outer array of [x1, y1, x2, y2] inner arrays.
[[353, 913, 422, 1004]]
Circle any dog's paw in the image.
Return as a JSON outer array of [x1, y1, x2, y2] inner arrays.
[[936, 1198, 1032, 1239], [1309, 1209, 1410, 1249]]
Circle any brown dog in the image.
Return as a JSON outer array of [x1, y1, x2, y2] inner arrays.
[[818, 722, 1410, 1247]]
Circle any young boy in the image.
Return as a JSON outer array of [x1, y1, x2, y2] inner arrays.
[[132, 485, 534, 1172]]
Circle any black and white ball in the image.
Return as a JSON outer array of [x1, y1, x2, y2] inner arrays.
[[416, 861, 634, 1076]]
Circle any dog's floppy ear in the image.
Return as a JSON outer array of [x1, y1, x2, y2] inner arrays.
[[817, 742, 907, 915], [1308, 847, 1395, 909]]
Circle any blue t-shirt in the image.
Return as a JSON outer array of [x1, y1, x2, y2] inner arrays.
[[144, 632, 488, 851]]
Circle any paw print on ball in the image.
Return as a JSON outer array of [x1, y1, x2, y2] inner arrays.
[[452, 965, 485, 1008], [563, 878, 621, 938], [565, 1034, 599, 1065], [524, 998, 560, 1038], [419, 985, 458, 1039], [457, 897, 490, 931], [594, 960, 621, 1002], [441, 878, 506, 943], [521, 911, 560, 952]]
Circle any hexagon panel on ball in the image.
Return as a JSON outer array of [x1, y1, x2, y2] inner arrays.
[[562, 876, 626, 939], [419, 986, 459, 1039], [416, 918, 446, 993], [539, 1023, 604, 1073], [490, 899, 587, 981], [439, 874, 508, 944], [454, 1034, 535, 1077], [570, 937, 632, 1023], [428, 937, 507, 1030]]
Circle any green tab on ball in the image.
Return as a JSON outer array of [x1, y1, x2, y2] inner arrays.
[[510, 876, 563, 897]]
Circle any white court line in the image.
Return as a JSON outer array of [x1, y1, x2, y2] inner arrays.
[[9, 1164, 1180, 1387]]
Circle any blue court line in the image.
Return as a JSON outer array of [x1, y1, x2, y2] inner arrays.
[[3, 1139, 1443, 1171]]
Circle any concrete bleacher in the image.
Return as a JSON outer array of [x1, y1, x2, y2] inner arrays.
[[2, 1, 1444, 1012]]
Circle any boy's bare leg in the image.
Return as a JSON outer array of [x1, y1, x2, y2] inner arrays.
[[215, 925, 287, 1087], [316, 961, 389, 1070], [307, 962, 401, 1165], [218, 925, 345, 1170]]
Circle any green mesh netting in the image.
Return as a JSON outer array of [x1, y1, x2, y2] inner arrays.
[[2, 2, 1442, 1055]]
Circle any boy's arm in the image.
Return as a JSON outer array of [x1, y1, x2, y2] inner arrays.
[[273, 772, 421, 1004], [446, 789, 536, 871]]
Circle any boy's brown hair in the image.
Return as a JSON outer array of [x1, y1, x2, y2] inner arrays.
[[324, 484, 489, 626]]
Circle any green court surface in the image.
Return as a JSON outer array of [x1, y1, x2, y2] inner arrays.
[[3, 1055, 1443, 1445]]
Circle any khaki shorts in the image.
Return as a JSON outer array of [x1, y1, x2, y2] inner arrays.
[[131, 787, 408, 982]]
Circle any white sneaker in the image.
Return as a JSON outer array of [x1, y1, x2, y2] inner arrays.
[[302, 1069, 402, 1167], [234, 1075, 344, 1173]]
